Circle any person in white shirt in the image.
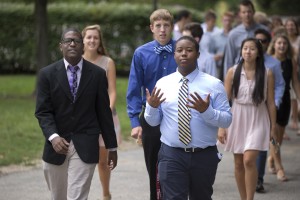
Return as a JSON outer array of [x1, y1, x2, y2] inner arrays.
[[144, 36, 232, 200]]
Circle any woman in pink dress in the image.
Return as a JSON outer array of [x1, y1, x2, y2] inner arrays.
[[218, 38, 276, 200], [82, 24, 122, 200]]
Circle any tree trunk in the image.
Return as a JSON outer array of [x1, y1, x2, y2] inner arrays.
[[153, 0, 157, 11], [33, 0, 48, 96]]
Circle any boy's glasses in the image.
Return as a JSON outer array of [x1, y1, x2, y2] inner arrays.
[[61, 38, 83, 45]]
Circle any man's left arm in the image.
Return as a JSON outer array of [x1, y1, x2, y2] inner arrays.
[[96, 71, 118, 149], [200, 82, 232, 128], [96, 71, 118, 169]]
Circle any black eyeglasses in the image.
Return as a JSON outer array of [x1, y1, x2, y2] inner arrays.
[[61, 38, 83, 45], [258, 39, 269, 44]]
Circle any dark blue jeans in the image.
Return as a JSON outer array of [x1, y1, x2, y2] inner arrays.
[[140, 111, 161, 200], [256, 151, 267, 183]]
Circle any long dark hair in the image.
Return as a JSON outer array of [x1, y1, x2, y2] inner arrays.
[[232, 38, 265, 106]]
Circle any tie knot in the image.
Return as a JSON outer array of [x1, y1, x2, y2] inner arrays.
[[68, 65, 79, 73], [182, 77, 188, 83], [154, 43, 172, 54]]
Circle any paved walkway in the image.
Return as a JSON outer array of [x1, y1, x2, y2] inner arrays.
[[0, 128, 300, 200]]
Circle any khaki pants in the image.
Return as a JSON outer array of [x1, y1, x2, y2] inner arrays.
[[43, 141, 97, 200]]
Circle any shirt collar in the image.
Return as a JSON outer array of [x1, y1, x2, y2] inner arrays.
[[63, 58, 83, 71], [240, 22, 258, 31], [154, 39, 173, 47], [175, 68, 199, 83], [220, 29, 230, 36]]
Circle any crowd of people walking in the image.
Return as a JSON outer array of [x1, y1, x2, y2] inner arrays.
[[34, 0, 300, 199]]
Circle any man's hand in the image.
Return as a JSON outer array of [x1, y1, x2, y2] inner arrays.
[[131, 126, 142, 140], [108, 150, 118, 170], [146, 87, 166, 108], [218, 128, 227, 144], [187, 92, 210, 113], [51, 137, 69, 155]]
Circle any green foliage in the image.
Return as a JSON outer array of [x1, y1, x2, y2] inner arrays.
[[103, 0, 219, 11], [0, 2, 202, 74], [255, 0, 300, 15], [9, 0, 219, 10], [0, 3, 35, 73], [0, 75, 130, 166]]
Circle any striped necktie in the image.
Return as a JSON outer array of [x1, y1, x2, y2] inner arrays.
[[178, 77, 191, 145], [154, 43, 172, 54], [68, 65, 79, 101]]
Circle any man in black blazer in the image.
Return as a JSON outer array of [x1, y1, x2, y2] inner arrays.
[[35, 27, 118, 200]]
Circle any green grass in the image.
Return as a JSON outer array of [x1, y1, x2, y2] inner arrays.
[[115, 77, 131, 140], [0, 98, 42, 166], [0, 75, 130, 166], [0, 75, 36, 97]]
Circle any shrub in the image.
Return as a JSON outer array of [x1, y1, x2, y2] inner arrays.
[[0, 2, 202, 74]]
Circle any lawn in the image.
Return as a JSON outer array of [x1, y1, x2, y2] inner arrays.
[[0, 75, 130, 166]]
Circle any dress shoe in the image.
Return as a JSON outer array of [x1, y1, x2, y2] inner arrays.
[[256, 181, 265, 193]]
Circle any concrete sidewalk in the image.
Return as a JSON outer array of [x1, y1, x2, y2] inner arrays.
[[1, 129, 300, 200]]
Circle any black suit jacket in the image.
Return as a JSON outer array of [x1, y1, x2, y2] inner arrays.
[[35, 59, 117, 165]]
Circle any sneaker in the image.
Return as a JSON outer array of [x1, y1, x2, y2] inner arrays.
[[256, 181, 265, 193]]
